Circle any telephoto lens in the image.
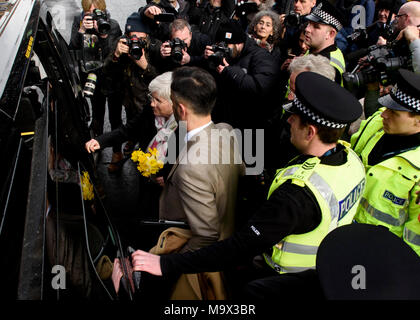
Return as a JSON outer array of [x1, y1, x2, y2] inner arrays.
[[83, 73, 97, 97]]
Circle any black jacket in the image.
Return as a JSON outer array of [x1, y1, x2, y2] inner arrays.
[[189, 0, 235, 42], [212, 37, 280, 129], [158, 31, 211, 71], [139, 0, 193, 41], [101, 37, 162, 115], [69, 13, 122, 95]]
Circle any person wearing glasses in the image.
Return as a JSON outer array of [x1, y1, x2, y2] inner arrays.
[[377, 1, 420, 45]]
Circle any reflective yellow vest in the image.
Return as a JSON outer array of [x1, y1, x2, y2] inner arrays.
[[352, 110, 420, 256], [264, 142, 366, 273]]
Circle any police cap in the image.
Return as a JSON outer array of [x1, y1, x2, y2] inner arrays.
[[378, 69, 420, 113], [284, 72, 363, 128], [305, 1, 345, 31]]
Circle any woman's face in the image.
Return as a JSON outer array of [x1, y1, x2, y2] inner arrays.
[[254, 16, 274, 41], [149, 92, 173, 119]]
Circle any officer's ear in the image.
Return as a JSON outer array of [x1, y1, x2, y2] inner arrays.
[[306, 123, 318, 141], [326, 26, 336, 40]]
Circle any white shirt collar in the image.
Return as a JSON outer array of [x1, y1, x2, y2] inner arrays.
[[185, 121, 213, 142]]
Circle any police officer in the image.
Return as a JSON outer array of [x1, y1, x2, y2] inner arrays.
[[128, 72, 366, 299], [352, 69, 420, 257], [303, 1, 346, 85]]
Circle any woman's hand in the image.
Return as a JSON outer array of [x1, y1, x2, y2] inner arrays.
[[85, 139, 101, 153]]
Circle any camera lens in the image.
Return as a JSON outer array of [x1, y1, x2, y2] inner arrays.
[[83, 73, 97, 97]]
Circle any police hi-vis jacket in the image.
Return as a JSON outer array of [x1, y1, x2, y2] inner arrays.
[[352, 110, 420, 256], [264, 141, 366, 274]]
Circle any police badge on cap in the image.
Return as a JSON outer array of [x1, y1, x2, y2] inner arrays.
[[305, 1, 345, 31]]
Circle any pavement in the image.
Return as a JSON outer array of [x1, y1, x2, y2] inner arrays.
[[43, 0, 154, 247]]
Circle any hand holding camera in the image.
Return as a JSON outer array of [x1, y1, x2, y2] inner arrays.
[[115, 38, 130, 58], [161, 38, 188, 64], [144, 6, 163, 21], [80, 14, 95, 33]]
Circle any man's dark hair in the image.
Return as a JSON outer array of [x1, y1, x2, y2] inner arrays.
[[171, 67, 217, 116], [300, 116, 346, 144]]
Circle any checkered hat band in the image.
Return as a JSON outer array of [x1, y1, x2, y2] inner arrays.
[[391, 85, 420, 112], [312, 6, 343, 30], [293, 98, 347, 129]]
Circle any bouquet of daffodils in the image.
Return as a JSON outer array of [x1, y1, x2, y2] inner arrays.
[[131, 147, 164, 177], [81, 171, 94, 201]]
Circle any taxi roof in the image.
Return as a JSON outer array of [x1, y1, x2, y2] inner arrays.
[[0, 0, 36, 101]]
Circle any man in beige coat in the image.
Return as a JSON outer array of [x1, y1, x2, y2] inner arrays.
[[159, 66, 245, 253]]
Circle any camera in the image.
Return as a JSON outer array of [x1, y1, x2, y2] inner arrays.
[[284, 11, 301, 28], [208, 42, 231, 69], [86, 9, 111, 35], [343, 42, 409, 98], [154, 13, 175, 22], [347, 21, 397, 48], [123, 35, 147, 60], [169, 38, 187, 63]]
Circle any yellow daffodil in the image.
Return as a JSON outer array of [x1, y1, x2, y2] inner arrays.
[[81, 171, 94, 201], [131, 147, 164, 177]]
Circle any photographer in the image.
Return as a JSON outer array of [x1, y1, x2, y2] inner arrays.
[[101, 12, 162, 170], [69, 0, 123, 169], [139, 0, 192, 41], [203, 20, 279, 130], [189, 0, 235, 42], [278, 0, 316, 60], [348, 2, 420, 118], [158, 19, 211, 71]]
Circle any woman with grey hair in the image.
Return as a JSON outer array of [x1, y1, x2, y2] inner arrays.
[[247, 10, 281, 56], [84, 72, 177, 178]]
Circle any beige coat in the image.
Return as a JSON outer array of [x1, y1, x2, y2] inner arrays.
[[159, 122, 244, 253]]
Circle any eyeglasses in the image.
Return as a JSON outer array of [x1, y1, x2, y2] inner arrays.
[[147, 92, 157, 103], [395, 13, 407, 19]]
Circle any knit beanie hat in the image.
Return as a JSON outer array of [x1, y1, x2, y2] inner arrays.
[[125, 12, 150, 34]]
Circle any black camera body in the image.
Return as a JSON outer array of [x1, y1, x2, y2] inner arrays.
[[284, 11, 301, 28], [123, 35, 147, 60], [343, 42, 410, 98], [208, 42, 231, 69], [86, 9, 111, 35], [169, 38, 187, 63]]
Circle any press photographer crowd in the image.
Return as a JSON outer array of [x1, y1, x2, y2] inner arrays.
[[68, 0, 420, 300]]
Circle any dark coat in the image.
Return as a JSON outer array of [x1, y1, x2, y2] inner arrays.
[[189, 0, 235, 42], [101, 37, 162, 117], [212, 37, 280, 130], [158, 31, 211, 72], [139, 0, 193, 41], [69, 13, 122, 95]]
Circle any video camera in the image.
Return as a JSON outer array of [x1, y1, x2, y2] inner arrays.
[[85, 9, 111, 35], [284, 11, 301, 28], [208, 42, 231, 69], [343, 41, 410, 98], [122, 35, 147, 60], [169, 38, 187, 63], [347, 20, 397, 48]]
